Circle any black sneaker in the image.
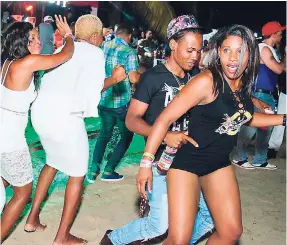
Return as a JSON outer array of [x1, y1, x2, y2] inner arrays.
[[267, 148, 277, 159], [232, 159, 255, 169], [101, 172, 124, 182]]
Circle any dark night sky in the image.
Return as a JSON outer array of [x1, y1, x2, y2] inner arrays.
[[170, 1, 286, 33]]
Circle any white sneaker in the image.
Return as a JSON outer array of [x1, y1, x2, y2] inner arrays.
[[252, 162, 277, 170], [232, 159, 255, 169]]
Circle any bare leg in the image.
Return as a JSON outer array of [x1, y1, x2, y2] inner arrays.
[[163, 169, 200, 245], [25, 164, 57, 232], [201, 165, 243, 245], [1, 182, 32, 241], [53, 176, 87, 245]]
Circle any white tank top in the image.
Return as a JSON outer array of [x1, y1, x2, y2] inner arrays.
[[1, 59, 36, 115], [259, 43, 280, 63]]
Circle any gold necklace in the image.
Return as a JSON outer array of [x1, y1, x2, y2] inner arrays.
[[165, 63, 190, 91]]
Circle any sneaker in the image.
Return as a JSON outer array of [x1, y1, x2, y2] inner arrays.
[[100, 230, 113, 245], [86, 172, 100, 184], [100, 172, 124, 182], [253, 162, 277, 170], [267, 148, 277, 159], [232, 159, 255, 169]]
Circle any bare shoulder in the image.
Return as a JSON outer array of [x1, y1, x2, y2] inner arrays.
[[187, 70, 214, 90], [9, 55, 33, 72], [261, 46, 272, 57], [20, 54, 42, 67]]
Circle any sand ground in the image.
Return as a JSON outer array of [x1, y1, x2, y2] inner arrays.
[[3, 156, 286, 245]]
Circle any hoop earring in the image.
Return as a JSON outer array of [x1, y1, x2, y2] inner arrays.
[[216, 57, 221, 66]]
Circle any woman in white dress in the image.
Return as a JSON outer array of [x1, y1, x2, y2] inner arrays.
[[1, 16, 74, 242], [24, 14, 126, 245]]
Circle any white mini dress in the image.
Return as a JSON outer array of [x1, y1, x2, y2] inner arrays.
[[1, 60, 36, 186]]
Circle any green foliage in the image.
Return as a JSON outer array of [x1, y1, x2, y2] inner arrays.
[[130, 1, 175, 40]]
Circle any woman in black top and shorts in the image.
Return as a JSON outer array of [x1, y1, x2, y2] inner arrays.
[[137, 25, 287, 245]]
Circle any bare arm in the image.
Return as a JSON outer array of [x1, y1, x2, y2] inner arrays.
[[251, 97, 271, 113], [23, 37, 74, 73], [248, 112, 285, 128], [102, 65, 127, 91], [261, 47, 285, 74], [143, 72, 212, 156], [126, 99, 151, 137], [128, 71, 141, 84], [103, 76, 117, 91], [23, 15, 74, 73], [126, 98, 199, 148]]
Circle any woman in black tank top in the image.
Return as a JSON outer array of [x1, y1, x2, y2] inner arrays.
[[138, 25, 287, 245]]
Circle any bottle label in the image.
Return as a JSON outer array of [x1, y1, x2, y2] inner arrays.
[[157, 147, 177, 175]]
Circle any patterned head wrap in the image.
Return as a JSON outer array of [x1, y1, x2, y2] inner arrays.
[[167, 14, 203, 40]]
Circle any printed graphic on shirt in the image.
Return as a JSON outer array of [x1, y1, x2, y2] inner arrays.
[[161, 83, 180, 107], [161, 83, 188, 132], [215, 111, 252, 136]]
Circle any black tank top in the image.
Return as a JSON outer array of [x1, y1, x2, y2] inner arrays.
[[188, 80, 254, 154]]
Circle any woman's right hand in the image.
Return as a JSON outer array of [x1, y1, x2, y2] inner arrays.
[[137, 167, 153, 200], [55, 15, 72, 38], [164, 131, 199, 148]]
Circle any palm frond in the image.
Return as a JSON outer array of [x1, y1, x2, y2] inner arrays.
[[130, 1, 175, 40]]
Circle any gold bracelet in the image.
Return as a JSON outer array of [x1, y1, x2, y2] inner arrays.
[[143, 152, 155, 161]]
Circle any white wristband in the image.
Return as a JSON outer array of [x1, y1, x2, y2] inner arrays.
[[140, 159, 152, 168]]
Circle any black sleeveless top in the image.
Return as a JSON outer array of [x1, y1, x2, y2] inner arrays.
[[188, 80, 254, 155]]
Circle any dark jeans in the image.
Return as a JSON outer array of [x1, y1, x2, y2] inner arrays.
[[91, 104, 134, 173]]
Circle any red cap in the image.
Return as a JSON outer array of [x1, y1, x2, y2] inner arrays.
[[262, 21, 286, 37]]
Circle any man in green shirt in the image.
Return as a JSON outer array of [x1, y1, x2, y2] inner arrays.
[[88, 23, 141, 182]]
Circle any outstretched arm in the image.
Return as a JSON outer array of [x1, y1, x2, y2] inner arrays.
[[143, 72, 212, 157], [248, 112, 285, 128], [23, 15, 74, 73]]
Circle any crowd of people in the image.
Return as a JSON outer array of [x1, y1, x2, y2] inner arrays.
[[0, 9, 286, 245]]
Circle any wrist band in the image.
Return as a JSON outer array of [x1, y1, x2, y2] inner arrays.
[[143, 152, 155, 161], [64, 33, 73, 39], [140, 159, 153, 168], [283, 114, 286, 126]]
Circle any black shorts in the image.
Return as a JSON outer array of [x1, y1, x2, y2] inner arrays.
[[171, 143, 231, 177]]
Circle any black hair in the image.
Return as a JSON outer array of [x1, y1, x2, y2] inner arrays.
[[168, 28, 203, 42], [208, 24, 260, 96], [116, 23, 133, 36], [1, 21, 40, 89]]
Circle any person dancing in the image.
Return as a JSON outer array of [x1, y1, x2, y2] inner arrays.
[[1, 16, 74, 242], [101, 14, 214, 245], [24, 15, 125, 245], [138, 25, 286, 245]]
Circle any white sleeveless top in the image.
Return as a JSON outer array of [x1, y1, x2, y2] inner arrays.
[[1, 59, 37, 152], [1, 59, 36, 115], [259, 43, 280, 63]]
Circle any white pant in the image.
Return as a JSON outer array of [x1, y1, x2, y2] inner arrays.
[[269, 92, 286, 151]]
